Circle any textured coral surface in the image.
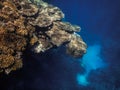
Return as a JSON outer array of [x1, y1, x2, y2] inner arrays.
[[0, 0, 86, 74]]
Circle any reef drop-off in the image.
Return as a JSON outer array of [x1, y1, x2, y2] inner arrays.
[[0, 0, 87, 74]]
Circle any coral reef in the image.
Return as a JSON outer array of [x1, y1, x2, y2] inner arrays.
[[0, 0, 87, 74]]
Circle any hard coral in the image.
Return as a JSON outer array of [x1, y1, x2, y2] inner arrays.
[[0, 0, 87, 74]]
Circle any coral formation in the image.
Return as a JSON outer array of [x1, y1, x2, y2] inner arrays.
[[0, 0, 87, 74]]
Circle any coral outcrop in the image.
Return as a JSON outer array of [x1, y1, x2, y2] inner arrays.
[[0, 0, 87, 74]]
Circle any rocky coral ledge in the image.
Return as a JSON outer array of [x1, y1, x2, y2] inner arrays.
[[0, 0, 87, 74]]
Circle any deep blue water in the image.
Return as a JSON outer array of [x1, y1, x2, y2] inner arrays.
[[0, 0, 120, 90], [50, 0, 120, 89]]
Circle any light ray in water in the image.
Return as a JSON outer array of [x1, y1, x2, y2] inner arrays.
[[77, 44, 106, 86]]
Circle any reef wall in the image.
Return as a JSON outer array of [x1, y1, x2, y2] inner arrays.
[[0, 0, 86, 74]]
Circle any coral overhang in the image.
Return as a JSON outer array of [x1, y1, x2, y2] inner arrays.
[[0, 0, 87, 74]]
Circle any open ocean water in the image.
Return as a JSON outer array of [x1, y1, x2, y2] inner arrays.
[[0, 0, 120, 90]]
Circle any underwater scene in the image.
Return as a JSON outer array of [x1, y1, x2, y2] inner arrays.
[[0, 0, 120, 90]]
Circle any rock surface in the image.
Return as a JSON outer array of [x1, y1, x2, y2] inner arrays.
[[0, 0, 87, 74]]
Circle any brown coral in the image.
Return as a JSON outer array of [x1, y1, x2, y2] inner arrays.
[[0, 0, 87, 74]]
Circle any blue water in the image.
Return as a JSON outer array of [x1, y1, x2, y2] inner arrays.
[[50, 0, 120, 89], [0, 0, 120, 90], [77, 44, 106, 86]]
